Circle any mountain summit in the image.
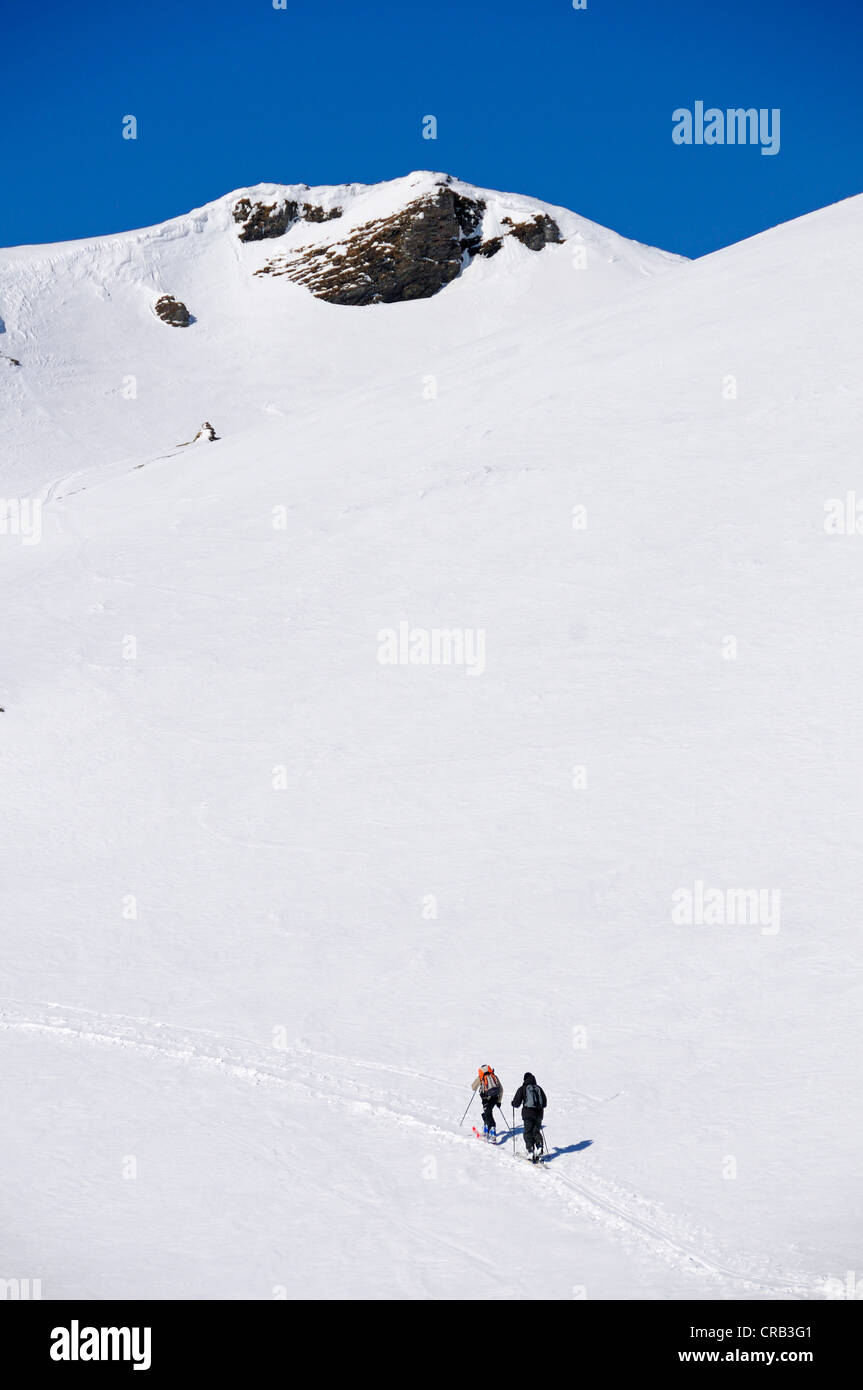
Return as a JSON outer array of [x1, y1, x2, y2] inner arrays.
[[227, 170, 681, 304], [0, 171, 684, 489], [236, 172, 565, 305]]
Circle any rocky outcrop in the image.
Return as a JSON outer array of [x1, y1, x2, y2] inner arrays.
[[474, 236, 503, 259], [251, 184, 565, 304], [255, 187, 494, 305], [177, 421, 219, 446], [302, 202, 343, 224], [502, 213, 562, 251], [234, 197, 299, 241], [452, 192, 485, 255], [154, 294, 191, 327], [233, 197, 342, 241]]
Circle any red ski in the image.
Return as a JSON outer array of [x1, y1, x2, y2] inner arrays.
[[472, 1125, 505, 1144]]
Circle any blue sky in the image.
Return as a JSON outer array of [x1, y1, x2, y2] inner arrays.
[[1, 0, 861, 256]]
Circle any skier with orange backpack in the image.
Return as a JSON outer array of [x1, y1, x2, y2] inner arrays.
[[471, 1064, 504, 1140]]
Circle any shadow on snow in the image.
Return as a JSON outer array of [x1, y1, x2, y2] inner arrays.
[[498, 1125, 594, 1162]]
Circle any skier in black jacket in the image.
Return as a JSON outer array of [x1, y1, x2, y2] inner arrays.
[[511, 1072, 547, 1162]]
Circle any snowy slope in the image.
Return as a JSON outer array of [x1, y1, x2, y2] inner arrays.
[[0, 177, 861, 1300]]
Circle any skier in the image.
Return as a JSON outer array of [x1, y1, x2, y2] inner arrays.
[[511, 1072, 547, 1162], [471, 1065, 503, 1140]]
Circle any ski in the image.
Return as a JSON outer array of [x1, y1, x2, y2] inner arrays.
[[472, 1126, 509, 1145]]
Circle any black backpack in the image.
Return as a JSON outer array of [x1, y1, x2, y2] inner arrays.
[[524, 1082, 543, 1110]]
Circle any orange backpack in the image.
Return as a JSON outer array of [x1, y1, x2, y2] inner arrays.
[[479, 1066, 501, 1094]]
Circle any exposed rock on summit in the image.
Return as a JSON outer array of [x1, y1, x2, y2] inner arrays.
[[302, 202, 343, 224], [502, 214, 563, 251], [250, 184, 564, 304], [233, 197, 342, 241], [253, 188, 489, 305]]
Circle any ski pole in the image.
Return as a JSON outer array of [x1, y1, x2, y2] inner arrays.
[[459, 1089, 477, 1127], [512, 1107, 516, 1156]]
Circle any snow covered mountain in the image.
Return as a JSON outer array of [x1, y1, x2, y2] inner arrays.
[[1, 173, 861, 1300], [0, 172, 681, 494]]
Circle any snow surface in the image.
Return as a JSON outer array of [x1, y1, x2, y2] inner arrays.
[[0, 174, 860, 1300]]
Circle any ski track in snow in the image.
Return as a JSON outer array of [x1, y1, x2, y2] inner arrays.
[[0, 1000, 819, 1299]]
